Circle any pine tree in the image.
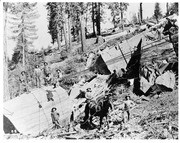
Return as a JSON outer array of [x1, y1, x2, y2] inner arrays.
[[3, 2, 12, 101], [119, 3, 129, 30], [140, 3, 143, 24], [132, 13, 138, 24], [108, 2, 129, 29], [154, 3, 162, 23], [169, 2, 178, 15], [9, 2, 39, 69], [46, 2, 65, 50]]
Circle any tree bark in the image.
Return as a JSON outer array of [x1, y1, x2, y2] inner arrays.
[[92, 2, 96, 37], [61, 28, 63, 42], [57, 26, 61, 50], [4, 3, 10, 101], [96, 2, 101, 36], [166, 3, 169, 16], [63, 20, 68, 51], [120, 10, 124, 30], [80, 12, 86, 53], [140, 3, 143, 24], [67, 14, 72, 50], [22, 15, 25, 68]]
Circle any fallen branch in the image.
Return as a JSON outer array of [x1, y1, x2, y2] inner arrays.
[[57, 131, 77, 137]]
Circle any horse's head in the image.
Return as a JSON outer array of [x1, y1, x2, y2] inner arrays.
[[75, 90, 86, 99]]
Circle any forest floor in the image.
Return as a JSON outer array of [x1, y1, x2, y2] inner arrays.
[[5, 28, 179, 139], [4, 87, 178, 139]]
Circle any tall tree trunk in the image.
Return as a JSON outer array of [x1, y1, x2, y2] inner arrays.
[[166, 3, 169, 16], [120, 10, 124, 30], [22, 13, 25, 69], [67, 14, 72, 50], [140, 3, 143, 24], [75, 13, 80, 43], [63, 21, 68, 51], [80, 12, 86, 53], [4, 4, 10, 101], [92, 2, 96, 37], [96, 2, 101, 36], [57, 26, 61, 50], [61, 28, 63, 42]]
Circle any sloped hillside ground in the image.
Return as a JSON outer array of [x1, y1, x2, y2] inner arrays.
[[4, 88, 178, 139], [5, 27, 178, 139]]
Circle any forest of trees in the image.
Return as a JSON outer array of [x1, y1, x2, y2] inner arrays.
[[3, 2, 179, 101]]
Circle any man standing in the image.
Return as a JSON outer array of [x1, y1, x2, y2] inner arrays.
[[51, 107, 61, 129], [19, 71, 29, 95], [123, 95, 135, 121], [34, 65, 42, 88], [53, 69, 63, 88], [43, 62, 51, 85]]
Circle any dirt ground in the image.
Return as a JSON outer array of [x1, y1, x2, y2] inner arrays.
[[4, 86, 178, 139]]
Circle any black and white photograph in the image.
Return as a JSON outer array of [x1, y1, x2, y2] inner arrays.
[[2, 0, 179, 140]]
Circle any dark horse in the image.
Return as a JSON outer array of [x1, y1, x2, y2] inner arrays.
[[82, 95, 113, 130], [162, 18, 178, 57]]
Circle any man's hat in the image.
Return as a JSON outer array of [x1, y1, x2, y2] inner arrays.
[[21, 71, 25, 74], [51, 107, 57, 112], [44, 62, 48, 65], [125, 95, 130, 100], [86, 88, 92, 92], [56, 69, 60, 72]]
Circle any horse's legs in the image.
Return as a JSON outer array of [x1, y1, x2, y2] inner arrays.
[[99, 116, 103, 130], [90, 116, 93, 125], [106, 116, 109, 129]]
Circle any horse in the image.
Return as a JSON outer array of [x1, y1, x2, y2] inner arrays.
[[82, 95, 113, 130]]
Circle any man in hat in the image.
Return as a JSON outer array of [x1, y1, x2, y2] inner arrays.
[[85, 88, 93, 100], [43, 62, 51, 86], [19, 70, 29, 94], [53, 69, 63, 88], [44, 73, 52, 86], [123, 94, 135, 121], [51, 107, 61, 129], [34, 65, 42, 88]]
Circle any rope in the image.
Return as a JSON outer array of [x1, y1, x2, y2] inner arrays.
[[39, 107, 41, 135], [41, 107, 50, 127]]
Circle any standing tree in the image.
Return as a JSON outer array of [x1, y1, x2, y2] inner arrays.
[[140, 3, 143, 24], [119, 2, 129, 30], [154, 3, 162, 23], [46, 2, 67, 51], [96, 2, 101, 35], [70, 2, 86, 52], [132, 13, 138, 24], [3, 2, 13, 101], [65, 2, 73, 50], [9, 2, 39, 69], [79, 2, 86, 52], [108, 2, 120, 28], [169, 2, 178, 15], [92, 2, 96, 36], [108, 2, 129, 30], [166, 3, 170, 16]]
